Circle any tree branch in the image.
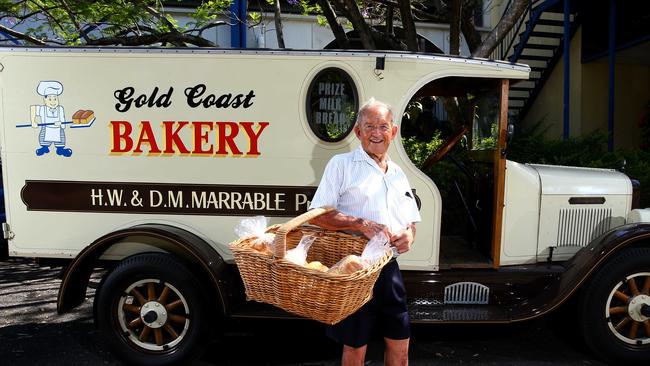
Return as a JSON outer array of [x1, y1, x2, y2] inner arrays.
[[449, 0, 461, 55], [460, 0, 483, 53], [0, 23, 46, 45], [59, 0, 90, 43], [386, 5, 394, 36], [397, 0, 418, 51], [274, 0, 286, 48], [85, 32, 215, 47], [316, 0, 349, 48], [471, 0, 528, 58], [141, 3, 186, 46], [370, 0, 448, 23], [333, 0, 376, 49]]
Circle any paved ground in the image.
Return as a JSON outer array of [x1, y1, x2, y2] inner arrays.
[[0, 257, 611, 365]]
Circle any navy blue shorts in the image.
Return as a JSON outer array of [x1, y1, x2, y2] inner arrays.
[[326, 259, 410, 347]]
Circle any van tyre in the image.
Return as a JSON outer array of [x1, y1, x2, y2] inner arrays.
[[96, 253, 208, 366], [579, 247, 650, 364]]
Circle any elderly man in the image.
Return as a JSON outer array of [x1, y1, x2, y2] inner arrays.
[[309, 98, 421, 366]]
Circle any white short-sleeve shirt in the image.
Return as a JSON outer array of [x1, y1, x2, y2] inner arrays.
[[309, 146, 421, 233]]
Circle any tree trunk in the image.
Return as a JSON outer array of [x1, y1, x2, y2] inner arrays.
[[317, 0, 350, 48], [471, 0, 528, 58], [274, 0, 286, 48], [386, 5, 394, 36], [460, 0, 483, 54], [449, 0, 462, 55], [334, 0, 376, 49], [397, 0, 418, 51]]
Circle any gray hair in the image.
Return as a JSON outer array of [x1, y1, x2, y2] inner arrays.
[[355, 97, 394, 126]]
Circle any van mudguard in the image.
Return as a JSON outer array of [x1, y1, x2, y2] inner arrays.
[[510, 223, 650, 320], [56, 224, 227, 314]]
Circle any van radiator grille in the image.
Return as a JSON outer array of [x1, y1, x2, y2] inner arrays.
[[444, 282, 489, 304], [556, 208, 612, 247]]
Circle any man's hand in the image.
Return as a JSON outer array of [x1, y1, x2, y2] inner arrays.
[[390, 225, 415, 254], [357, 219, 392, 241]]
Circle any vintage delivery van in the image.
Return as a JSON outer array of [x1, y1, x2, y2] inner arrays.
[[0, 47, 649, 365]]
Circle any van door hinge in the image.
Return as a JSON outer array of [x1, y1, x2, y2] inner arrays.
[[3, 223, 14, 240]]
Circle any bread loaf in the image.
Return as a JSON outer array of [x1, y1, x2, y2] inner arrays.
[[328, 255, 365, 275], [251, 240, 272, 255], [72, 110, 95, 125], [250, 233, 275, 255]]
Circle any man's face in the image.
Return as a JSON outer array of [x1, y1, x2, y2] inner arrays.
[[354, 105, 398, 157], [44, 95, 59, 108]]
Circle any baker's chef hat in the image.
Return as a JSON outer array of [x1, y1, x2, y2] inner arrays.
[[37, 81, 63, 96]]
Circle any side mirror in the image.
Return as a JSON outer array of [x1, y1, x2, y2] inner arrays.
[[507, 123, 515, 144]]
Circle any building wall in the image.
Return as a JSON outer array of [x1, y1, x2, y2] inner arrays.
[[521, 27, 583, 138], [612, 63, 649, 149], [521, 26, 649, 150], [580, 56, 650, 150], [580, 61, 608, 137]]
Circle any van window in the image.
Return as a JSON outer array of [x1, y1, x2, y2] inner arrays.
[[469, 92, 500, 151], [306, 67, 358, 142]]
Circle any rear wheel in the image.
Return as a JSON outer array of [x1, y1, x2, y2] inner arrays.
[[580, 247, 650, 364], [96, 252, 209, 366]]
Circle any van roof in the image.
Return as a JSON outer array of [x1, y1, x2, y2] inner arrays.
[[0, 46, 531, 74]]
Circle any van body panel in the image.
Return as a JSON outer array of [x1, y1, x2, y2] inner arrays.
[[0, 47, 527, 268]]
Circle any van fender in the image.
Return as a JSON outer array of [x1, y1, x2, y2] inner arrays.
[[564, 223, 650, 287], [512, 223, 650, 320], [56, 224, 228, 314]]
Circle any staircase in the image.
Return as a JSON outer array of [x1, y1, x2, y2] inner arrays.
[[495, 0, 581, 122]]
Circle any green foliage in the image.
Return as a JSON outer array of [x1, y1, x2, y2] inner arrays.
[[401, 133, 443, 169], [508, 127, 619, 168], [316, 15, 328, 27], [472, 122, 497, 150], [0, 0, 234, 46], [402, 132, 482, 235]]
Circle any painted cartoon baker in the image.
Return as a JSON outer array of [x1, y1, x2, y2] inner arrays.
[[30, 80, 73, 157]]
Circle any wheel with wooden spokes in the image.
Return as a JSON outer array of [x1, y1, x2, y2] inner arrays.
[[606, 272, 650, 346], [96, 253, 208, 366], [580, 248, 650, 364]]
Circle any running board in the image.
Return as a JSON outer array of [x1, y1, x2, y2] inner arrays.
[[408, 299, 511, 323]]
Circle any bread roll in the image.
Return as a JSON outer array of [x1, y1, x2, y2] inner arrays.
[[305, 261, 328, 272], [328, 255, 365, 275], [250, 233, 275, 255], [251, 240, 272, 255]]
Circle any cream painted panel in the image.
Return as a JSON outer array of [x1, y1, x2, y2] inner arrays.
[[536, 195, 629, 262], [0, 49, 527, 268], [500, 161, 541, 265]]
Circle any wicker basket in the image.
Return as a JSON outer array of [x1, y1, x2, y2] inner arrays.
[[230, 206, 392, 325]]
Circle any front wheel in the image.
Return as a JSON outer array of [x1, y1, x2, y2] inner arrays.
[[95, 253, 209, 366], [579, 247, 650, 364]]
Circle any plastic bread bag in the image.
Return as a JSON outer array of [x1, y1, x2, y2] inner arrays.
[[284, 234, 316, 266], [361, 231, 392, 266], [328, 232, 391, 275], [327, 254, 364, 275], [233, 216, 275, 255]]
